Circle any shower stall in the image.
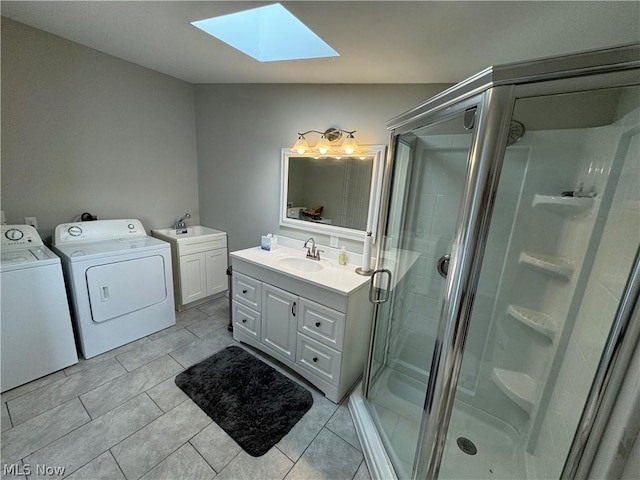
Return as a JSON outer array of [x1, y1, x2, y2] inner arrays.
[[350, 44, 640, 479]]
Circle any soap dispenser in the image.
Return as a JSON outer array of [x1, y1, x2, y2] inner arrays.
[[338, 247, 348, 266]]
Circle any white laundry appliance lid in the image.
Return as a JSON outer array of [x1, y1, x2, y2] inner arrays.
[[52, 235, 170, 262], [0, 225, 60, 271]]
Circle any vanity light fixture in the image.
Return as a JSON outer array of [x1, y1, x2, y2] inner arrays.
[[290, 128, 359, 155]]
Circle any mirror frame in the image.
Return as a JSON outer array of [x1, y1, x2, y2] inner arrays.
[[280, 144, 386, 242]]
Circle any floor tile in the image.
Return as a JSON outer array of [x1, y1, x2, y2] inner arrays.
[[284, 428, 363, 480], [146, 377, 189, 413], [196, 297, 228, 317], [64, 337, 151, 377], [353, 460, 372, 480], [148, 309, 207, 342], [23, 393, 161, 479], [80, 355, 183, 419], [0, 371, 66, 404], [186, 315, 229, 338], [190, 421, 241, 473], [169, 330, 235, 368], [1, 399, 89, 464], [140, 443, 215, 480], [277, 390, 339, 462], [325, 401, 361, 451], [116, 329, 198, 372], [215, 447, 293, 480], [0, 298, 368, 480], [111, 400, 211, 480], [2, 402, 12, 432], [7, 359, 126, 426], [177, 307, 211, 325], [64, 451, 125, 480]]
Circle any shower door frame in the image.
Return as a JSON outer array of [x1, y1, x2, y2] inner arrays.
[[357, 43, 640, 480]]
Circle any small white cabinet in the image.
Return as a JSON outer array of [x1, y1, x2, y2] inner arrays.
[[230, 251, 373, 403], [153, 228, 228, 311]]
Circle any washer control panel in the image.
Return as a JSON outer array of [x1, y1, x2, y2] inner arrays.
[[1, 225, 44, 249], [53, 219, 147, 245]]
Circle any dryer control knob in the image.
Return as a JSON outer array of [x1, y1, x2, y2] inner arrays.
[[5, 228, 24, 241], [68, 226, 83, 237]]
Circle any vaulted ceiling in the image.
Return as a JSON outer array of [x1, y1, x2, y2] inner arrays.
[[2, 1, 639, 84]]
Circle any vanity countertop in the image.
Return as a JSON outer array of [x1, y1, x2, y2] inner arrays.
[[230, 246, 371, 295]]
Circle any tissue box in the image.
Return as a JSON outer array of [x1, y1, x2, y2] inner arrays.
[[261, 235, 278, 251]]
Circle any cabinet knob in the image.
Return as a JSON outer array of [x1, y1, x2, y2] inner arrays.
[[242, 318, 247, 323], [242, 289, 248, 294], [315, 322, 321, 327], [312, 357, 318, 363]]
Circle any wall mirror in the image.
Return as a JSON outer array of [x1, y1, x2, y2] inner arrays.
[[280, 145, 386, 241]]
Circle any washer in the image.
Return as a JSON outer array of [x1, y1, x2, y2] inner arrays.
[[1, 225, 78, 392], [52, 219, 176, 359]]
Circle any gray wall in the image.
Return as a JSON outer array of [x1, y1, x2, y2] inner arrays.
[[1, 18, 199, 241], [1, 18, 448, 252], [194, 83, 449, 251]]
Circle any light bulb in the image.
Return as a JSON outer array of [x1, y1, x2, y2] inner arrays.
[[291, 136, 309, 154], [342, 133, 358, 155], [315, 135, 331, 155]]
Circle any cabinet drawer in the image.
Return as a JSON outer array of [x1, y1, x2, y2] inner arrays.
[[177, 236, 227, 256], [296, 333, 341, 387], [232, 301, 261, 339], [232, 272, 262, 310], [298, 298, 345, 350]]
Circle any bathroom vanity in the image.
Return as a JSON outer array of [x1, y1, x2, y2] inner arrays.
[[230, 245, 373, 403]]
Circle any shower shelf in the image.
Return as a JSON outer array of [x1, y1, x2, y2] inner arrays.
[[506, 305, 556, 341], [519, 252, 573, 281], [491, 368, 536, 415], [532, 194, 594, 216]]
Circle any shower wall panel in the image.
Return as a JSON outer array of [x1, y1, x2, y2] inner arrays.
[[530, 99, 640, 479]]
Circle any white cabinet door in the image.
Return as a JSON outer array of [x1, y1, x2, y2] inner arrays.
[[179, 252, 206, 304], [205, 248, 227, 297], [261, 284, 297, 362]]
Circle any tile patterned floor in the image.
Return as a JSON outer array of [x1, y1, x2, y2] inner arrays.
[[1, 297, 371, 480]]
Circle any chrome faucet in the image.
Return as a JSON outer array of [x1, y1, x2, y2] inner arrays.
[[173, 213, 190, 230], [303, 237, 323, 260]]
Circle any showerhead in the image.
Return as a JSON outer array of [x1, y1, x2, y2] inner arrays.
[[507, 120, 525, 146]]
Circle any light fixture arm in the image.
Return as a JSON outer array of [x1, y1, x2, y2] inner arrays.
[[291, 127, 359, 154], [297, 130, 326, 137]]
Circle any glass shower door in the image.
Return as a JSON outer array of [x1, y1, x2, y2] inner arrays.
[[365, 109, 477, 479]]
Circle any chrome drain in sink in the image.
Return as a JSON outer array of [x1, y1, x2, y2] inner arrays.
[[456, 437, 477, 455]]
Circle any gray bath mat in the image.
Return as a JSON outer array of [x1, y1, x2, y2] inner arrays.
[[174, 345, 313, 456]]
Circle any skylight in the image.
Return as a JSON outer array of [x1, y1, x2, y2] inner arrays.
[[191, 3, 339, 63]]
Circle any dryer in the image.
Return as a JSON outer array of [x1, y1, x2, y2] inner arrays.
[[52, 219, 176, 359], [1, 225, 78, 392]]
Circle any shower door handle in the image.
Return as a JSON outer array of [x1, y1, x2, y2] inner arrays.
[[437, 254, 451, 278], [369, 269, 392, 304]]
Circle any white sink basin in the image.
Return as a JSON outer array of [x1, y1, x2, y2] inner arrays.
[[152, 226, 223, 241], [277, 256, 329, 273], [151, 226, 226, 256]]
